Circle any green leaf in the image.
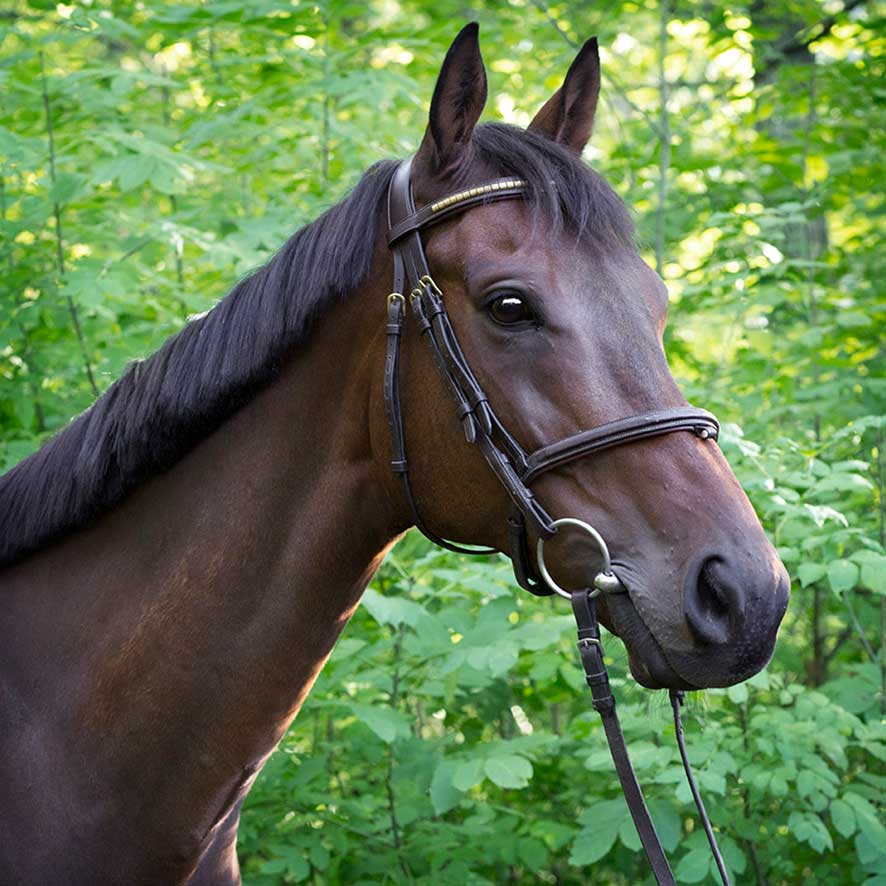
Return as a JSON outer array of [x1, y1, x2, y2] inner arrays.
[[675, 848, 712, 883], [727, 682, 748, 704], [118, 155, 151, 192], [584, 748, 613, 771], [360, 587, 424, 627], [430, 761, 462, 815], [830, 798, 856, 838], [484, 754, 533, 789], [788, 811, 834, 853], [860, 555, 886, 596], [836, 310, 871, 328], [452, 757, 486, 791], [349, 703, 410, 743], [618, 815, 642, 851], [827, 560, 859, 594], [648, 800, 683, 853], [844, 792, 886, 846], [797, 562, 826, 587], [518, 837, 548, 871], [309, 843, 330, 871], [813, 472, 873, 493], [48, 171, 88, 205], [568, 817, 620, 866], [260, 858, 287, 874], [485, 641, 519, 675]]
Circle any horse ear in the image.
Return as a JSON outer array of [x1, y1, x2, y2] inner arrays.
[[415, 23, 487, 177], [528, 37, 601, 155]]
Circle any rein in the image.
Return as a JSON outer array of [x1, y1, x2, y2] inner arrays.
[[384, 158, 730, 886]]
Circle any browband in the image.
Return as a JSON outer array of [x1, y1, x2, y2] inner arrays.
[[387, 178, 527, 246]]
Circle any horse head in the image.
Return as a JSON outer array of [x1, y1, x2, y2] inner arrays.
[[379, 25, 789, 690]]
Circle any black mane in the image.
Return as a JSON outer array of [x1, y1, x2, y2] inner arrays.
[[0, 123, 633, 568]]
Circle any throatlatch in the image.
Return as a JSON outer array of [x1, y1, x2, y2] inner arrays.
[[384, 158, 730, 886]]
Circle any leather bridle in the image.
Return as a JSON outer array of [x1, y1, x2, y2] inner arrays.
[[383, 158, 730, 886]]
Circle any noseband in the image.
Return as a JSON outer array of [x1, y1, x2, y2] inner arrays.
[[383, 159, 729, 886]]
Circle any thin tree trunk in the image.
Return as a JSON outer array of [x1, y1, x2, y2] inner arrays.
[[385, 625, 412, 882], [878, 427, 886, 715], [160, 81, 188, 320], [40, 52, 99, 398], [321, 4, 331, 185], [738, 702, 768, 886], [655, 0, 670, 277]]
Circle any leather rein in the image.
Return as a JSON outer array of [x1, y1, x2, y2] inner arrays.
[[383, 158, 730, 886]]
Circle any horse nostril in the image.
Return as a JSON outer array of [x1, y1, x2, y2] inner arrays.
[[683, 556, 743, 646]]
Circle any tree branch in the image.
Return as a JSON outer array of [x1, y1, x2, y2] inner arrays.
[[844, 591, 877, 662], [527, 0, 663, 137], [781, 0, 868, 57], [823, 623, 855, 668]]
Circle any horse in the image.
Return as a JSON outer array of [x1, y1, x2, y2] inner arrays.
[[0, 24, 789, 884]]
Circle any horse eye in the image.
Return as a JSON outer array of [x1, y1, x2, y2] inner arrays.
[[487, 293, 535, 327]]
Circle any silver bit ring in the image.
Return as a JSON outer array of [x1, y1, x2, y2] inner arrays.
[[536, 517, 623, 600]]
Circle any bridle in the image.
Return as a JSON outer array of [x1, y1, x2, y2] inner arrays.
[[383, 158, 730, 886], [385, 160, 719, 594]]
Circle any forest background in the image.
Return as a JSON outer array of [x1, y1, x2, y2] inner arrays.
[[1, 0, 884, 883]]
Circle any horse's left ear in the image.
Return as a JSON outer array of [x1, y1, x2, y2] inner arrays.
[[528, 37, 601, 155], [415, 22, 487, 177]]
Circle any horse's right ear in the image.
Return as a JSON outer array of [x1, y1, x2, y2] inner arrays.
[[414, 23, 487, 178]]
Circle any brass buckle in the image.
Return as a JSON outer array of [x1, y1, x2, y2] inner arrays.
[[387, 292, 405, 310], [419, 274, 442, 296]]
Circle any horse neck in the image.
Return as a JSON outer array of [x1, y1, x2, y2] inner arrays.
[[1, 271, 401, 873]]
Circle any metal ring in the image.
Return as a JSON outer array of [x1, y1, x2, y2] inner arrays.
[[536, 517, 620, 600]]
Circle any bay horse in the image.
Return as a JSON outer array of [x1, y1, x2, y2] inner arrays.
[[0, 25, 788, 884]]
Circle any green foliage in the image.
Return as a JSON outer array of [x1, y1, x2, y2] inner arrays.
[[238, 550, 885, 884], [1, 0, 884, 883]]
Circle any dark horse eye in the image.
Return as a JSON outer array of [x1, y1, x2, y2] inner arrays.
[[487, 293, 535, 327]]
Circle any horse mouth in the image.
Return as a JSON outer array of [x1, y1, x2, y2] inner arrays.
[[601, 592, 698, 691]]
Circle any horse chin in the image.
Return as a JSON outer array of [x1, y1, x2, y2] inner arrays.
[[601, 580, 783, 690], [601, 593, 698, 691]]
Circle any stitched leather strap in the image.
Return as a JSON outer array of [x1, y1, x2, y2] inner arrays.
[[571, 590, 676, 886], [671, 691, 731, 885], [385, 160, 555, 544], [385, 162, 497, 556], [524, 407, 719, 484], [387, 179, 526, 246]]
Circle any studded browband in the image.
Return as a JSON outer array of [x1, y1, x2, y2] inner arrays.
[[383, 158, 719, 593]]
